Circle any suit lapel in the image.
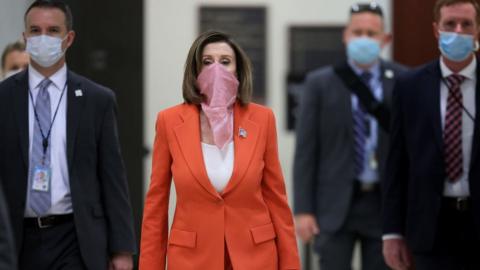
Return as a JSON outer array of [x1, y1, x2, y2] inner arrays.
[[426, 62, 444, 152], [380, 62, 395, 109], [13, 71, 30, 167], [331, 72, 355, 136], [222, 103, 259, 195], [173, 105, 222, 199], [469, 60, 480, 169], [66, 71, 85, 169]]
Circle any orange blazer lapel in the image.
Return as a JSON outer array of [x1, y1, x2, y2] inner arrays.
[[222, 103, 259, 195], [173, 104, 221, 199]]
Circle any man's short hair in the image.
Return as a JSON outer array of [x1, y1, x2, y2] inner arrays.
[[434, 0, 480, 25], [24, 0, 73, 31], [350, 2, 384, 18], [1, 41, 26, 70]]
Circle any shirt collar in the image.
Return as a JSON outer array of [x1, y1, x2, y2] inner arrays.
[[348, 59, 381, 81], [440, 56, 476, 80], [28, 64, 68, 91]]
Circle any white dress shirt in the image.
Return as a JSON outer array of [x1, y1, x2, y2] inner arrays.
[[349, 61, 383, 183], [201, 141, 234, 193], [440, 57, 476, 197], [25, 64, 72, 217]]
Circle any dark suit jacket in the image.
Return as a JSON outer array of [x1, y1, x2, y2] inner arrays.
[[383, 59, 480, 252], [0, 182, 16, 270], [293, 60, 407, 233], [0, 69, 136, 269]]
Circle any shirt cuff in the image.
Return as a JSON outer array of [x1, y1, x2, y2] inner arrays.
[[382, 234, 403, 240]]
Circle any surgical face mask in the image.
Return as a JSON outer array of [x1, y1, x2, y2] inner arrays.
[[439, 31, 476, 62], [3, 69, 23, 79], [347, 37, 381, 65], [26, 35, 66, 68]]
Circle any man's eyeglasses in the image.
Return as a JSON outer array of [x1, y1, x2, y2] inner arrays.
[[350, 2, 383, 17]]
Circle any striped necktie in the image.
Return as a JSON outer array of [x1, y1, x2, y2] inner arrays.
[[29, 78, 52, 215], [353, 72, 372, 175], [444, 74, 465, 182]]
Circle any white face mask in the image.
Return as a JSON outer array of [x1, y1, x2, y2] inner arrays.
[[26, 35, 67, 68]]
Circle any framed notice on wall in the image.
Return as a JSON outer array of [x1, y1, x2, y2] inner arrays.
[[287, 25, 345, 130], [199, 6, 266, 104]]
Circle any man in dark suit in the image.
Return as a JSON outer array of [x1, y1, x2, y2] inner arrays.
[[0, 1, 136, 269], [293, 2, 407, 269], [382, 0, 480, 270], [0, 183, 16, 270]]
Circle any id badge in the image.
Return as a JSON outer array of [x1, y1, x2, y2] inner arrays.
[[369, 153, 378, 170], [32, 165, 51, 192]]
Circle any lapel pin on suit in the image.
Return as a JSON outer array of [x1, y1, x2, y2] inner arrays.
[[75, 89, 83, 97], [239, 127, 247, 138], [384, 69, 394, 79]]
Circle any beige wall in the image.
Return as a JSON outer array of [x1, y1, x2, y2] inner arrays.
[[144, 0, 392, 195], [0, 0, 32, 60]]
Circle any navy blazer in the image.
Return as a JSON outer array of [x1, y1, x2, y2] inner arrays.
[[0, 69, 136, 269], [382, 59, 480, 252], [0, 182, 16, 270]]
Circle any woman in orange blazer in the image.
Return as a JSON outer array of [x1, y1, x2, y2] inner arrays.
[[140, 30, 300, 270]]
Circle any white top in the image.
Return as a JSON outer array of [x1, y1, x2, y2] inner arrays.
[[201, 142, 234, 193], [440, 57, 476, 197], [26, 64, 72, 217]]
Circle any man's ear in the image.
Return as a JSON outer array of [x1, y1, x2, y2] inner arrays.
[[381, 33, 392, 48], [343, 26, 350, 45], [433, 22, 440, 39], [65, 30, 76, 49]]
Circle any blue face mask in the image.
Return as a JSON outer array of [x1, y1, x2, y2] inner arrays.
[[347, 37, 381, 65], [439, 31, 475, 62]]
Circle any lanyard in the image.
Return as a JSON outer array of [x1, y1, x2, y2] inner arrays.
[[440, 78, 475, 122], [28, 81, 68, 162]]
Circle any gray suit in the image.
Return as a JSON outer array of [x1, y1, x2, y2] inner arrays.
[[293, 60, 407, 269]]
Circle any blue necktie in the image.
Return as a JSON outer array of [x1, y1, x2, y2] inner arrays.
[[353, 72, 372, 176], [29, 78, 52, 216]]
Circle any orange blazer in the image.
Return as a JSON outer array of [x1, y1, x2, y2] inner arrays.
[[139, 102, 300, 270]]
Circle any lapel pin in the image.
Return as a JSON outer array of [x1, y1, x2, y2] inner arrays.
[[239, 127, 247, 138], [75, 89, 83, 97], [384, 69, 394, 79]]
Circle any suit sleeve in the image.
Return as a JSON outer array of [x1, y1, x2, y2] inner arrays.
[[382, 80, 409, 235], [98, 93, 137, 254], [262, 109, 301, 270], [293, 74, 320, 215], [0, 183, 16, 270], [139, 112, 172, 270]]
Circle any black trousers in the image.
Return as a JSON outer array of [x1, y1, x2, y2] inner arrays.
[[414, 199, 480, 270], [19, 219, 86, 270]]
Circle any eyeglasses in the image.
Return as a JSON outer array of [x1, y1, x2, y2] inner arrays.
[[350, 2, 383, 17]]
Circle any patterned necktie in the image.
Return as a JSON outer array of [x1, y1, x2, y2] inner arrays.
[[29, 78, 52, 216], [444, 74, 465, 182], [353, 72, 372, 175]]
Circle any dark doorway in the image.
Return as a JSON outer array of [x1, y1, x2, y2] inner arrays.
[[66, 0, 144, 260], [199, 6, 267, 104], [393, 0, 438, 66]]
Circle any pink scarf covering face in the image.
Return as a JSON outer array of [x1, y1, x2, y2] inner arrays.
[[197, 63, 239, 149]]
